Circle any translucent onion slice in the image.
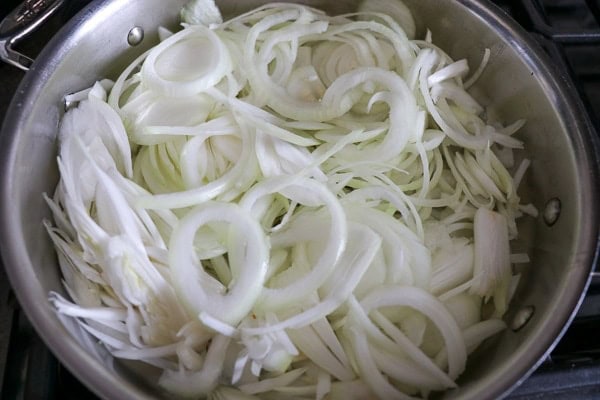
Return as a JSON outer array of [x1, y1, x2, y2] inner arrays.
[[169, 201, 269, 325], [239, 176, 347, 311], [142, 25, 231, 97], [359, 286, 467, 380]]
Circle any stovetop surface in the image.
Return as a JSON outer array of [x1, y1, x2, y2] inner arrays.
[[0, 0, 599, 399]]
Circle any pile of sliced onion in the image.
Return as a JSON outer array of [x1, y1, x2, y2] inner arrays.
[[46, 0, 537, 398]]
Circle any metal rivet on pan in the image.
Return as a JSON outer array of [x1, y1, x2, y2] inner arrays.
[[543, 198, 561, 226], [63, 98, 75, 112], [127, 26, 145, 46], [63, 93, 78, 112], [510, 305, 535, 331]]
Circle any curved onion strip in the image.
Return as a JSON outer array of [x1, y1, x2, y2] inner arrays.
[[169, 201, 269, 325], [136, 126, 257, 209], [239, 176, 347, 311], [244, 222, 380, 332], [346, 297, 455, 388], [141, 24, 231, 97], [347, 327, 418, 400], [159, 334, 231, 397], [359, 286, 467, 380]]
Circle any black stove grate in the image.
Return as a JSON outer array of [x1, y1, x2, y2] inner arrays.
[[523, 0, 600, 128], [0, 1, 599, 399], [494, 1, 600, 132]]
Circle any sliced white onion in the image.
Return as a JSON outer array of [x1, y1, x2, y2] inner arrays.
[[169, 201, 269, 326], [142, 25, 232, 97]]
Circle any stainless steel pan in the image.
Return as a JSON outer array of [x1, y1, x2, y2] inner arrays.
[[0, 0, 598, 399]]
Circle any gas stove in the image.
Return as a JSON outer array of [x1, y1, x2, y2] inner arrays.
[[0, 0, 599, 399]]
